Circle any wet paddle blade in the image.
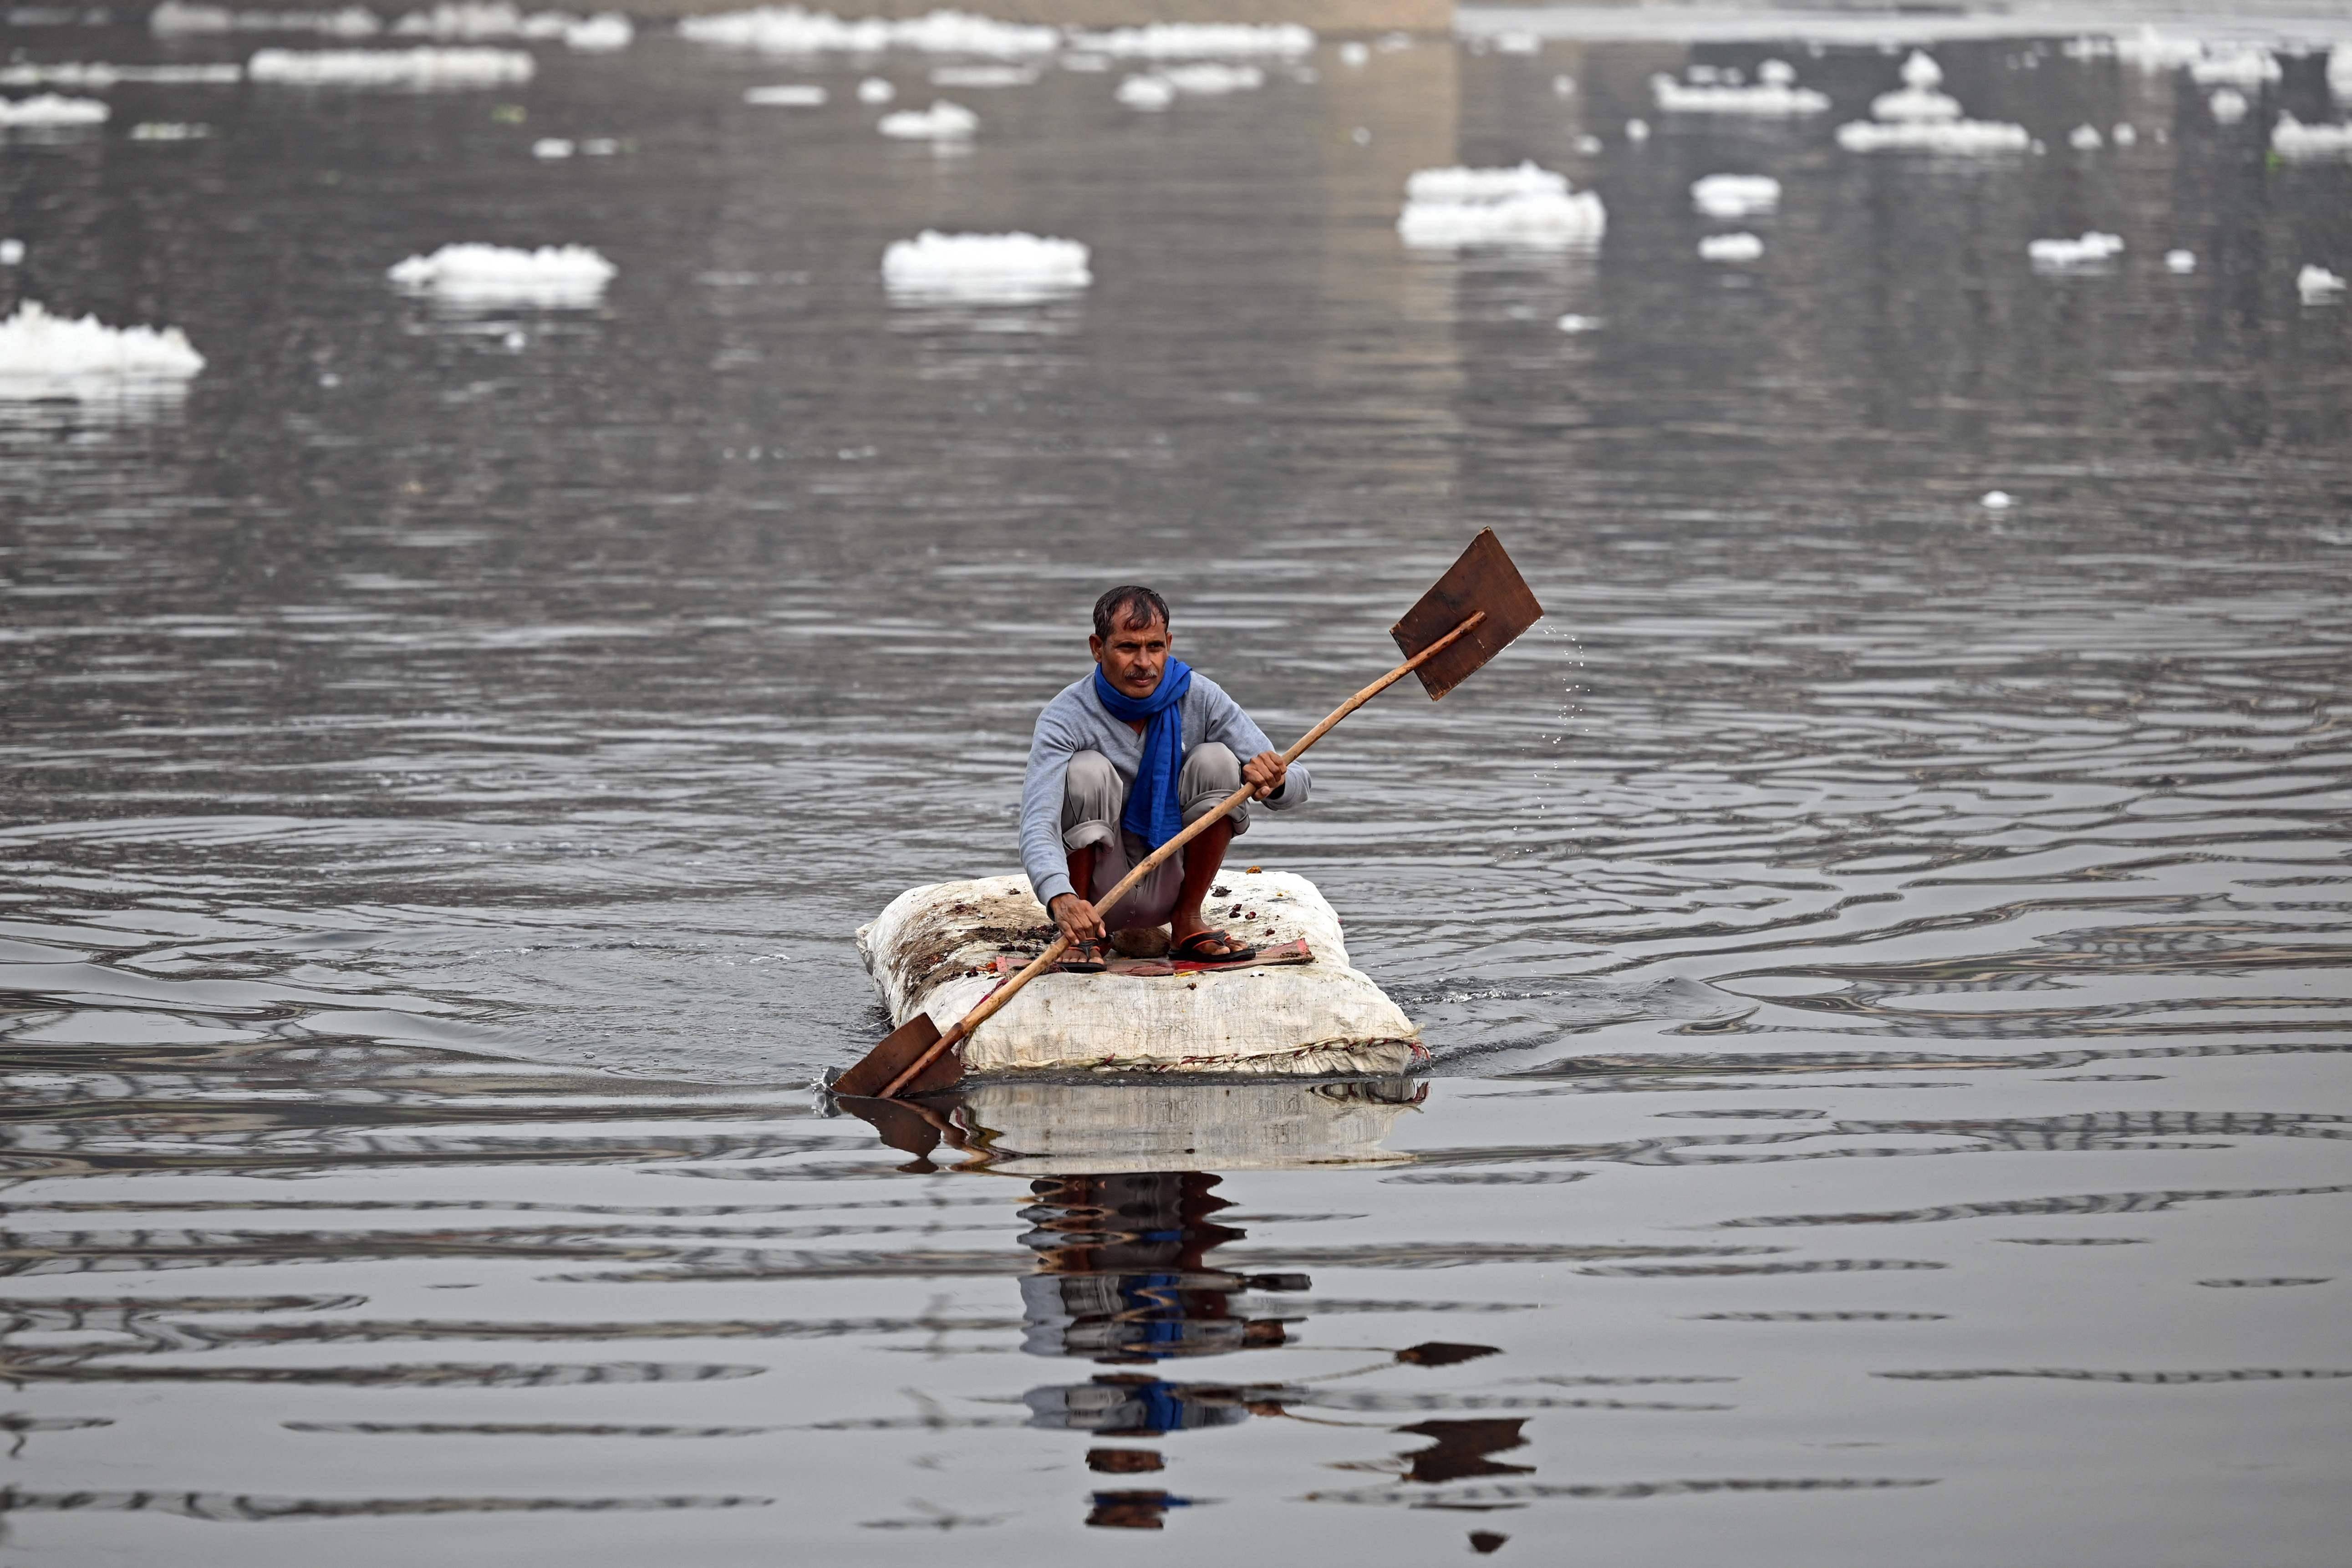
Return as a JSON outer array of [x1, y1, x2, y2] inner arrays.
[[1390, 528, 1545, 700], [831, 1011, 944, 1099]]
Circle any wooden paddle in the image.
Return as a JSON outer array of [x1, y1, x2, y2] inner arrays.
[[830, 528, 1545, 1100]]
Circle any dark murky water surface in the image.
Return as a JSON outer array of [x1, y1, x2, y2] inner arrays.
[[3, 11, 2349, 1563]]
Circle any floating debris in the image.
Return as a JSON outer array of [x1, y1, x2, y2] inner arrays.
[[2186, 46, 2280, 87], [130, 121, 212, 139], [2068, 123, 2103, 149], [929, 63, 1032, 87], [1652, 72, 1828, 115], [744, 83, 825, 104], [387, 241, 616, 306], [2208, 87, 2247, 125], [1690, 173, 1778, 218], [1838, 118, 2029, 154], [680, 7, 1059, 58], [2299, 264, 2347, 304], [1555, 314, 1600, 333], [1980, 491, 2014, 509], [0, 300, 205, 395], [248, 46, 535, 86], [1114, 74, 1172, 110], [2164, 249, 2196, 273], [1624, 117, 1649, 142], [0, 61, 243, 85], [2030, 231, 2125, 271], [876, 99, 975, 139], [856, 75, 892, 102], [0, 91, 108, 124], [2273, 114, 2352, 160], [880, 230, 1091, 303], [151, 0, 380, 35], [1699, 231, 1762, 262], [1065, 22, 1311, 58], [531, 135, 571, 156], [1398, 164, 1603, 249]]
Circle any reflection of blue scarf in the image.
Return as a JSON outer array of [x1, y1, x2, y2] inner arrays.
[[1092, 659, 1192, 850]]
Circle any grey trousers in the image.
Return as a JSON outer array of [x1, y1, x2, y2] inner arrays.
[[1061, 743, 1247, 931]]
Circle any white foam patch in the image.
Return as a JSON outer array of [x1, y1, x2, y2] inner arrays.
[[0, 239, 21, 265], [2111, 29, 2203, 70], [1064, 23, 1311, 58], [1556, 312, 1599, 332], [2029, 231, 2124, 271], [1758, 58, 1793, 86], [151, 1, 381, 35], [1114, 74, 1171, 110], [1407, 162, 1566, 202], [744, 82, 825, 103], [1698, 230, 1761, 261], [384, 5, 631, 48], [130, 121, 212, 138], [1158, 62, 1261, 94], [1870, 86, 1958, 122], [249, 46, 535, 86], [2274, 114, 2352, 159], [2068, 123, 2103, 149], [930, 62, 1030, 87], [2112, 122, 2137, 146], [876, 99, 974, 138], [0, 92, 107, 124], [2208, 87, 2247, 124], [1691, 173, 1778, 217], [1899, 49, 1940, 88], [856, 74, 893, 102], [2165, 249, 2196, 273], [680, 8, 1059, 59], [2187, 46, 2281, 87], [881, 230, 1090, 303], [387, 242, 615, 306], [0, 300, 204, 395], [2300, 264, 2347, 303], [532, 135, 571, 156], [1837, 117, 2028, 153], [2332, 46, 2352, 100], [1398, 187, 1605, 250], [0, 61, 243, 85], [1338, 40, 1366, 67], [1651, 74, 1828, 115], [561, 14, 630, 51]]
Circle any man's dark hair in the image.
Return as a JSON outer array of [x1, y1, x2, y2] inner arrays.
[[1093, 585, 1170, 641]]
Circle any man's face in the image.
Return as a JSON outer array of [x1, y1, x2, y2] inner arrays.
[[1090, 615, 1171, 700]]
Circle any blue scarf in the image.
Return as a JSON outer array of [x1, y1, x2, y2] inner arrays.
[[1092, 659, 1193, 850]]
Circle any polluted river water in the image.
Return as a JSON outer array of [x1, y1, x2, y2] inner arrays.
[[2, 8, 2350, 1564]]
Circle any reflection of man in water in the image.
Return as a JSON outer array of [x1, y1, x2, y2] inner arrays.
[[1016, 1172, 1303, 1364]]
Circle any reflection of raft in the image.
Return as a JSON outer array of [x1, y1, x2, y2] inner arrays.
[[855, 870, 1424, 1077]]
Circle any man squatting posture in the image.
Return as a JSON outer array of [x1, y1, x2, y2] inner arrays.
[[1019, 586, 1308, 972]]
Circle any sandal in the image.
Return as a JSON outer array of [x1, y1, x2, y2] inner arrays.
[[1057, 938, 1108, 974], [1172, 929, 1260, 967]]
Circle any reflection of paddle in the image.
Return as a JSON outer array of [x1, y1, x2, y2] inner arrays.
[[832, 529, 1545, 1100]]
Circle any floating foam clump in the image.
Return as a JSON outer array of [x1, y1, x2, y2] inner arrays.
[[1698, 231, 1761, 261], [1870, 86, 1959, 121], [877, 99, 975, 138], [387, 6, 630, 48], [0, 61, 243, 86], [931, 63, 1029, 87], [2029, 231, 2124, 270], [1495, 31, 1537, 56], [1651, 73, 1827, 115], [680, 7, 1059, 58], [250, 46, 535, 85], [1900, 49, 1941, 89], [1158, 62, 1260, 93], [881, 230, 1090, 303], [1066, 23, 1311, 58], [1338, 40, 1367, 67], [1624, 117, 1648, 142], [0, 300, 204, 395], [1838, 118, 2029, 153], [1397, 166, 1604, 250], [131, 121, 212, 138], [387, 242, 615, 306], [2165, 249, 2196, 273], [2112, 29, 2201, 70], [560, 13, 629, 50], [2208, 87, 2247, 124], [2332, 46, 2352, 100], [745, 82, 825, 103], [152, 1, 380, 35], [0, 92, 107, 125], [2112, 122, 2137, 146], [2273, 114, 2352, 159], [2187, 47, 2280, 87], [1556, 312, 1599, 332], [2068, 123, 2103, 149], [0, 239, 21, 265], [1406, 162, 1566, 202], [1758, 58, 1794, 86], [532, 135, 571, 156], [856, 74, 892, 102], [1114, 74, 1172, 110], [2301, 264, 2347, 303], [1980, 490, 2012, 509], [1691, 173, 1779, 218]]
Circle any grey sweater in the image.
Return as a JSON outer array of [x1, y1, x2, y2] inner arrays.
[[1019, 672, 1312, 908]]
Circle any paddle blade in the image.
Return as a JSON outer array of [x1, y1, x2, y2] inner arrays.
[[831, 1011, 944, 1099], [1390, 528, 1545, 700]]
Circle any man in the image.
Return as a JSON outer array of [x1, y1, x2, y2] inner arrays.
[[1019, 585, 1308, 971]]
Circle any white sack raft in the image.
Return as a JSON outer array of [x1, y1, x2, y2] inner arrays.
[[856, 869, 1423, 1076]]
